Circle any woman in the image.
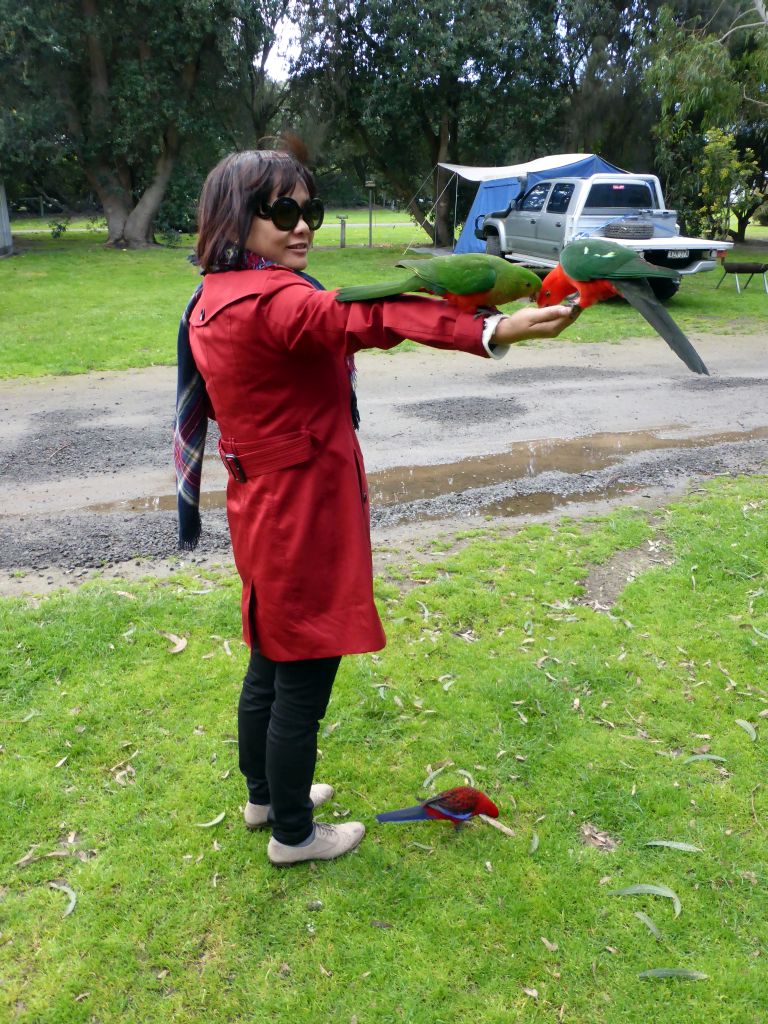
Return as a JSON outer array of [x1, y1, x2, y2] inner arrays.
[[176, 148, 576, 867]]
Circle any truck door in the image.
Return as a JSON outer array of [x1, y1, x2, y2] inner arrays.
[[507, 182, 552, 256], [537, 182, 575, 260]]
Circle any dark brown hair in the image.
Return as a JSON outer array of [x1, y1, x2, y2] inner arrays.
[[196, 150, 317, 273]]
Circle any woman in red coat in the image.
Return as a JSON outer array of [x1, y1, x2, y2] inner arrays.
[[178, 149, 576, 866]]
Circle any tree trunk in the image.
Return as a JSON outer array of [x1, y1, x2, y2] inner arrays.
[[406, 197, 437, 243], [121, 130, 181, 246], [433, 112, 454, 248], [0, 180, 13, 257]]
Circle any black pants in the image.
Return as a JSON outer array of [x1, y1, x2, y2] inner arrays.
[[238, 647, 340, 845]]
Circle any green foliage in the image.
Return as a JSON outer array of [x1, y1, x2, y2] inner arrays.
[[646, 5, 768, 238], [697, 127, 761, 238], [1, 477, 767, 1021], [296, 0, 565, 246], [0, 1, 284, 246], [46, 215, 71, 240]]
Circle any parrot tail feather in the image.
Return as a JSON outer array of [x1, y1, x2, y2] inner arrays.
[[615, 279, 709, 376], [335, 277, 421, 302], [376, 805, 431, 823]]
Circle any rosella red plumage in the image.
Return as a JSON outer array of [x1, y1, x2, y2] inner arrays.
[[376, 786, 499, 828]]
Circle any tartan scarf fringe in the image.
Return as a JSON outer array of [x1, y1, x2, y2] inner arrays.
[[173, 257, 357, 552]]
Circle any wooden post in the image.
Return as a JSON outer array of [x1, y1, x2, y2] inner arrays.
[[0, 180, 12, 257]]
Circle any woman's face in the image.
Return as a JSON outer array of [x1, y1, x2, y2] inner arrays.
[[244, 182, 313, 270]]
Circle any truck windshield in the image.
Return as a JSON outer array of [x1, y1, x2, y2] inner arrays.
[[584, 183, 655, 209]]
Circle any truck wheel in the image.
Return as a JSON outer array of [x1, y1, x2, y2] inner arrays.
[[648, 278, 680, 302], [485, 235, 501, 257]]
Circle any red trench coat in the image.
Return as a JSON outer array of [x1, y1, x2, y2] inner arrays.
[[188, 266, 490, 661]]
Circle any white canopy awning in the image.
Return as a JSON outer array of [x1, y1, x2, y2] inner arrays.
[[439, 154, 597, 182]]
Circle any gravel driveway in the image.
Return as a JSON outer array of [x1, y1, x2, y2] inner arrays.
[[2, 330, 766, 594]]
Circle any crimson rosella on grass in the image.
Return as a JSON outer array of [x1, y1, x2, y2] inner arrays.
[[537, 238, 709, 375], [335, 253, 541, 312], [376, 786, 499, 829]]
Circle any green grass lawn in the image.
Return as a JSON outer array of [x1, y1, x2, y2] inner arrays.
[[1, 475, 767, 1022], [2, 221, 766, 379]]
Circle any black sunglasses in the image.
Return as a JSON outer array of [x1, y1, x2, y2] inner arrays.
[[258, 196, 324, 232]]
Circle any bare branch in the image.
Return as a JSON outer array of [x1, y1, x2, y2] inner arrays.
[[743, 86, 768, 108], [718, 20, 766, 42]]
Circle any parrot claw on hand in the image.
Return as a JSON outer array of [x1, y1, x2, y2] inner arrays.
[[376, 786, 499, 830], [537, 239, 709, 375], [335, 253, 541, 312]]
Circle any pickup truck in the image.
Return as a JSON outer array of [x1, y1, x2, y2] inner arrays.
[[475, 173, 732, 299]]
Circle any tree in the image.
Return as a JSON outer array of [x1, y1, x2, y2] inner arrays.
[[554, 0, 669, 171], [645, 3, 768, 238], [0, 1, 282, 247], [295, 0, 565, 247]]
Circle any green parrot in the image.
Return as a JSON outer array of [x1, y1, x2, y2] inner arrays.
[[335, 253, 541, 311], [537, 238, 708, 375]]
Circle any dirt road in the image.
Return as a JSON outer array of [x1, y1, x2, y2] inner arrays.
[[1, 330, 766, 595]]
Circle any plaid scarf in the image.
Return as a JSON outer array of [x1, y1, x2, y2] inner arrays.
[[173, 254, 358, 551]]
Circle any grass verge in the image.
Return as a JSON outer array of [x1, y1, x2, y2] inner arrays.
[[3, 229, 767, 379], [1, 475, 767, 1022]]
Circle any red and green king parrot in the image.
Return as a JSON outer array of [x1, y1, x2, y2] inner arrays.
[[376, 786, 499, 829], [335, 253, 541, 312], [537, 239, 709, 375]]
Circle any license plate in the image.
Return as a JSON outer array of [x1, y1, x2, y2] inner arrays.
[[666, 249, 689, 258]]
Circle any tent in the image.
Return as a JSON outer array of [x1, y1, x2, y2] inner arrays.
[[440, 154, 626, 253]]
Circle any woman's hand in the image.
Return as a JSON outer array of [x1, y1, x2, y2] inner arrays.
[[493, 304, 579, 345]]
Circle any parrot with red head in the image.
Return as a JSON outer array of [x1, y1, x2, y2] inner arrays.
[[376, 786, 499, 829], [538, 238, 709, 376]]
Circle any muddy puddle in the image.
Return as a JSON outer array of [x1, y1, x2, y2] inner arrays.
[[89, 426, 768, 521]]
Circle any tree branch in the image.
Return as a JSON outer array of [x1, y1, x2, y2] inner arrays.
[[718, 20, 766, 42]]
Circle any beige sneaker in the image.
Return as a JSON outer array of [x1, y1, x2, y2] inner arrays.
[[244, 783, 335, 830], [267, 821, 365, 866]]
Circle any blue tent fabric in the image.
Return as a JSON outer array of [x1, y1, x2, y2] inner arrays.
[[454, 155, 624, 254]]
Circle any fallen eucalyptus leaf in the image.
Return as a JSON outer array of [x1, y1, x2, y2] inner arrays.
[[644, 840, 702, 853], [638, 968, 707, 980], [581, 822, 619, 850], [49, 881, 77, 916], [735, 719, 757, 741], [529, 832, 540, 854], [608, 883, 681, 918], [683, 753, 726, 764], [160, 632, 187, 654], [15, 846, 40, 868], [541, 936, 558, 952], [634, 911, 661, 939], [421, 762, 453, 789], [195, 812, 225, 828], [478, 813, 515, 838]]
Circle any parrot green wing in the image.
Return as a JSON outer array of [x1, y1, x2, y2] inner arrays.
[[395, 254, 498, 295], [561, 239, 679, 281]]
